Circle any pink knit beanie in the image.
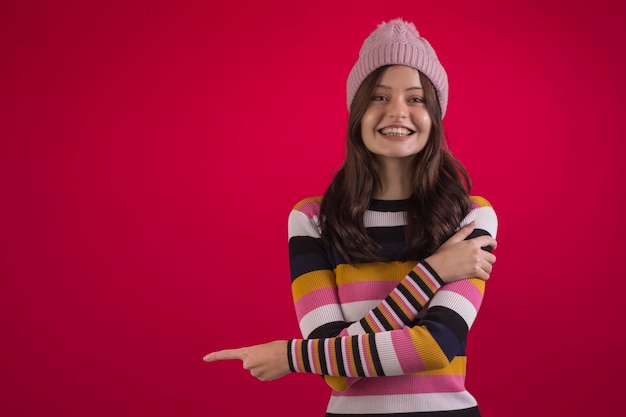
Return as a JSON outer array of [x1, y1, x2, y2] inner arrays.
[[346, 18, 449, 117]]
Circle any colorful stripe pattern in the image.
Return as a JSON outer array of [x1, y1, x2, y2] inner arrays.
[[287, 196, 498, 416]]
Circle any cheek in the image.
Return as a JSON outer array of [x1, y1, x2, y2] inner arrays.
[[417, 112, 432, 135]]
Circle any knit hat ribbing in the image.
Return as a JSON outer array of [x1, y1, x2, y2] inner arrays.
[[346, 19, 449, 117]]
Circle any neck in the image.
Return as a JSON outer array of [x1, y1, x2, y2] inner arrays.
[[374, 157, 413, 200]]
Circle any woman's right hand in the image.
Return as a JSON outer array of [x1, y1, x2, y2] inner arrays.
[[424, 222, 497, 283]]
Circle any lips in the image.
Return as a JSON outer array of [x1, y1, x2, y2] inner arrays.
[[378, 126, 415, 136]]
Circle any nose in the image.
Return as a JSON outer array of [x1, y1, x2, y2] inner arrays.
[[386, 97, 408, 119]]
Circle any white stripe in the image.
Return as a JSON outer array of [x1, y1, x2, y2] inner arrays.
[[363, 210, 406, 228], [373, 332, 403, 376], [460, 206, 498, 238], [290, 341, 301, 373], [299, 304, 346, 338], [345, 321, 366, 336], [405, 277, 430, 305], [327, 392, 478, 414], [288, 211, 321, 238], [429, 290, 478, 328], [340, 300, 380, 322]]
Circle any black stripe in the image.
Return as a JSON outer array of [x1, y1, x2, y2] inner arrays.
[[385, 295, 411, 325], [372, 308, 393, 331], [368, 333, 384, 377], [289, 235, 326, 257], [360, 316, 374, 333], [418, 260, 445, 286], [397, 281, 422, 311], [286, 340, 295, 372], [408, 269, 436, 298], [466, 228, 493, 253], [425, 305, 469, 345], [334, 338, 345, 376], [317, 339, 328, 375], [290, 252, 334, 281], [368, 198, 410, 212], [301, 340, 311, 372], [351, 335, 365, 377], [421, 306, 469, 361], [309, 321, 351, 338]]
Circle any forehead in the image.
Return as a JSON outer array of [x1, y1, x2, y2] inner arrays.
[[378, 65, 422, 87]]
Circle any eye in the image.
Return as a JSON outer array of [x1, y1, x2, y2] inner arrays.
[[372, 95, 388, 102], [409, 97, 425, 104]]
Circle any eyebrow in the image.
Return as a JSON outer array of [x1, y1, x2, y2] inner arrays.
[[375, 84, 423, 91]]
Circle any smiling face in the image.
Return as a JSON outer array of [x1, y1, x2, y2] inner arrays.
[[360, 65, 432, 161]]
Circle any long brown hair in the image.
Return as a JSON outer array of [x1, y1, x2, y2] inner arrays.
[[320, 65, 471, 264]]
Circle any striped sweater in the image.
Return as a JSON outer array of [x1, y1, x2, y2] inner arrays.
[[287, 196, 498, 416]]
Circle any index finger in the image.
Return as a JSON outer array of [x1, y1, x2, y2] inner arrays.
[[203, 348, 244, 362]]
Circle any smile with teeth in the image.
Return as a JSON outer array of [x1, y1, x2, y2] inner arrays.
[[379, 127, 415, 136]]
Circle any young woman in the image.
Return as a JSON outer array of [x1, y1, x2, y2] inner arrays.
[[204, 18, 498, 417]]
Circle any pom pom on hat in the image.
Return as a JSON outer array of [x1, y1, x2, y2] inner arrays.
[[346, 18, 449, 117]]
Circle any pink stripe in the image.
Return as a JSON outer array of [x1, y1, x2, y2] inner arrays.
[[296, 200, 321, 218], [331, 374, 467, 396], [337, 281, 397, 303], [291, 341, 301, 373], [442, 280, 483, 310], [365, 313, 384, 332], [468, 201, 480, 210], [391, 328, 426, 374], [294, 287, 341, 317]]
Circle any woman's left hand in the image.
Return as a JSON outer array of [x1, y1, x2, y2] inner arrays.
[[203, 340, 290, 381]]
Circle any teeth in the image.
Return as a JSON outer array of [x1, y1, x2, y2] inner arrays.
[[381, 127, 413, 136]]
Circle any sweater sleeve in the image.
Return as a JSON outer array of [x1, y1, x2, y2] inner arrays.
[[287, 277, 486, 377]]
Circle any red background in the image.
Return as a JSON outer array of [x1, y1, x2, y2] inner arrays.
[[2, 0, 625, 416]]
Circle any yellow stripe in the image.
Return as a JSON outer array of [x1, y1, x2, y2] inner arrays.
[[335, 261, 415, 285], [414, 266, 439, 293], [296, 341, 306, 372], [293, 196, 322, 210], [470, 195, 492, 208], [407, 356, 467, 376], [377, 302, 397, 328], [408, 326, 449, 372], [312, 340, 322, 374], [291, 270, 337, 302], [467, 277, 486, 296], [324, 375, 349, 391]]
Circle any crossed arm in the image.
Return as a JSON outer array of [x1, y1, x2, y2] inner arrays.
[[204, 200, 497, 382]]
